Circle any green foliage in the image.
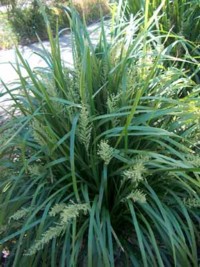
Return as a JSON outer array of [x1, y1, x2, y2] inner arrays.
[[0, 0, 17, 9], [117, 0, 200, 83], [10, 6, 67, 44], [0, 4, 68, 49], [0, 0, 109, 49], [73, 0, 110, 24], [0, 3, 200, 266], [0, 13, 18, 49], [11, 7, 50, 44], [120, 0, 200, 42]]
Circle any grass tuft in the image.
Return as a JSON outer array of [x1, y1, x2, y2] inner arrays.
[[0, 2, 199, 266]]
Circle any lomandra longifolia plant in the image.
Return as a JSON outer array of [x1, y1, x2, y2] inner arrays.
[[0, 2, 200, 266]]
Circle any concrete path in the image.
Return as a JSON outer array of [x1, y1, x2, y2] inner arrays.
[[0, 22, 101, 84], [0, 22, 103, 120]]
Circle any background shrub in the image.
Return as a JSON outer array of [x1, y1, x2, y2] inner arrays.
[[0, 13, 18, 49], [8, 5, 68, 45]]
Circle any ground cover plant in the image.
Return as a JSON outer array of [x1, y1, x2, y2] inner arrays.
[[0, 1, 200, 266]]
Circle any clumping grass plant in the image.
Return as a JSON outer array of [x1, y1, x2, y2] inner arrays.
[[0, 2, 200, 266]]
